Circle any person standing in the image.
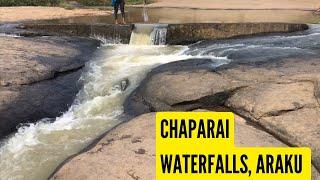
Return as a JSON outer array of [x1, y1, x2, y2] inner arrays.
[[113, 0, 126, 24]]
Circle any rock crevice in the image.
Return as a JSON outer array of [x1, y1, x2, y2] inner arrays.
[[124, 57, 320, 173]]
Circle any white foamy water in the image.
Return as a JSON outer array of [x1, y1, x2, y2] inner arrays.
[[0, 44, 229, 179], [0, 33, 20, 37], [129, 24, 168, 45]]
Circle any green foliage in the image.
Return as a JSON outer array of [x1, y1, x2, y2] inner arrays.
[[126, 0, 145, 5], [0, 0, 61, 6], [77, 0, 107, 6]]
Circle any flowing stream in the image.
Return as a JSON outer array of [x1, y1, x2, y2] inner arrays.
[[1, 24, 320, 179], [130, 24, 168, 45], [0, 26, 228, 180]]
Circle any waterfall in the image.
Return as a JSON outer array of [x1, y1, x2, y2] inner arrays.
[[151, 24, 167, 45], [0, 45, 190, 180], [129, 24, 168, 45]]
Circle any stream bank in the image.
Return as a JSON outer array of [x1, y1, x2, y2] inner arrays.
[[0, 17, 319, 179], [0, 36, 100, 138]]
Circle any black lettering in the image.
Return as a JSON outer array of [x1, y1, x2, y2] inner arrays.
[[225, 119, 229, 138], [182, 154, 190, 173], [233, 155, 240, 173], [226, 155, 232, 173], [207, 119, 215, 138], [295, 155, 302, 173], [161, 119, 168, 138], [216, 120, 225, 138], [189, 119, 196, 138], [191, 154, 198, 173], [275, 155, 283, 173], [179, 120, 187, 138], [256, 155, 265, 173], [173, 155, 182, 173], [198, 154, 207, 173], [170, 120, 178, 138], [266, 155, 274, 173], [197, 120, 206, 138], [216, 155, 224, 173], [285, 155, 293, 173], [161, 154, 172, 173], [208, 154, 215, 173], [240, 155, 248, 173]]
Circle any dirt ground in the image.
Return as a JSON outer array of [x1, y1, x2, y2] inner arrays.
[[147, 0, 319, 10], [0, 7, 110, 23], [1, 0, 320, 23]]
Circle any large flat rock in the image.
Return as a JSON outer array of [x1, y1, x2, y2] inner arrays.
[[124, 59, 247, 115], [0, 36, 99, 86], [226, 83, 320, 170], [226, 82, 319, 119], [124, 56, 320, 173], [52, 113, 320, 179], [0, 36, 99, 137]]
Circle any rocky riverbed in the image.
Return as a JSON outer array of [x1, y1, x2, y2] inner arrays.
[[1, 21, 320, 179], [0, 35, 99, 138], [52, 28, 320, 179], [52, 56, 320, 179]]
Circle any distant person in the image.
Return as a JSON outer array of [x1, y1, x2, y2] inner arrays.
[[112, 0, 126, 24]]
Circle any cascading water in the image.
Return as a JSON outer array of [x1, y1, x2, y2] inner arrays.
[[1, 24, 319, 180], [129, 24, 168, 45], [151, 24, 167, 45], [0, 29, 228, 179], [129, 24, 154, 45], [0, 24, 21, 37]]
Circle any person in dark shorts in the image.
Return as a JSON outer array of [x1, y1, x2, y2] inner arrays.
[[114, 0, 125, 24]]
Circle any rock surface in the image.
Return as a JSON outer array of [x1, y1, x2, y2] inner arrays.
[[17, 23, 308, 45], [20, 24, 133, 44], [166, 23, 308, 44], [124, 57, 320, 172], [51, 113, 320, 179], [0, 36, 99, 137]]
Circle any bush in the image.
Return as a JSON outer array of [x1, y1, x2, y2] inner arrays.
[[77, 0, 108, 6]]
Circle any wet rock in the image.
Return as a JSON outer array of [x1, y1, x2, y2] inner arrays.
[[51, 113, 320, 179], [19, 23, 308, 45], [0, 70, 82, 137], [51, 113, 157, 180], [20, 24, 133, 44], [121, 79, 130, 91], [124, 59, 247, 115], [167, 23, 308, 45], [124, 57, 320, 172], [0, 36, 99, 137]]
